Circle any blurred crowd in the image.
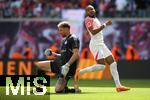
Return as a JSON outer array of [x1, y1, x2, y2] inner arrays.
[[0, 0, 150, 18], [0, 21, 62, 59], [0, 21, 150, 60], [0, 0, 150, 60]]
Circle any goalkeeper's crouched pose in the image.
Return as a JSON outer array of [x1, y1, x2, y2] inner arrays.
[[35, 21, 81, 93]]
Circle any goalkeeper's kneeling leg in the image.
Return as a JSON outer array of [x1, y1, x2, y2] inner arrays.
[[55, 77, 66, 93]]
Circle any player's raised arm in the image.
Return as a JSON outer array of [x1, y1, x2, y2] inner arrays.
[[85, 5, 112, 35], [92, 19, 112, 35], [85, 19, 112, 35]]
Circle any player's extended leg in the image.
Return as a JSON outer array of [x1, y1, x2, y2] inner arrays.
[[105, 55, 130, 92], [35, 60, 52, 72], [75, 59, 106, 81]]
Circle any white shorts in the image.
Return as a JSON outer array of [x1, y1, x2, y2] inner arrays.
[[89, 42, 112, 60]]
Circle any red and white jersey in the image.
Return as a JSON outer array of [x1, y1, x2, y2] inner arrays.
[[85, 16, 104, 44]]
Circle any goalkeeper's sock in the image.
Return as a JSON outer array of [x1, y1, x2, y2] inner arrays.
[[109, 62, 121, 87], [80, 64, 105, 74]]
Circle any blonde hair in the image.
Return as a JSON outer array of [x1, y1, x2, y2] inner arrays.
[[57, 21, 70, 28]]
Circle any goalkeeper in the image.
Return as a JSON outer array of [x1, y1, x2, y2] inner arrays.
[[35, 21, 81, 93]]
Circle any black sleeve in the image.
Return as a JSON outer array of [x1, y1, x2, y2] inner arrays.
[[71, 37, 80, 49]]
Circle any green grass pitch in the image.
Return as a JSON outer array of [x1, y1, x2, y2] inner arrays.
[[1, 79, 150, 100]]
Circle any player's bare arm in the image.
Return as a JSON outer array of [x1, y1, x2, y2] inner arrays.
[[88, 19, 112, 35], [85, 5, 112, 35], [69, 48, 80, 92], [67, 48, 79, 66]]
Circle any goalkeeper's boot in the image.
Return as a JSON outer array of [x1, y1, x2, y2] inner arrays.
[[75, 88, 82, 93], [64, 87, 81, 93], [116, 86, 130, 92]]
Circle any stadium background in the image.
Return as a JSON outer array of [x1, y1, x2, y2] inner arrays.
[[0, 0, 150, 100]]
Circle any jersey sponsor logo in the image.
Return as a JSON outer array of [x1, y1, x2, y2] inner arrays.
[[86, 21, 92, 28]]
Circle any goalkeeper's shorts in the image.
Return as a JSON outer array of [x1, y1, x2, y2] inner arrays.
[[50, 58, 78, 77]]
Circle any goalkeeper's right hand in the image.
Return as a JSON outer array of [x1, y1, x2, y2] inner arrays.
[[44, 49, 52, 56], [61, 63, 70, 77]]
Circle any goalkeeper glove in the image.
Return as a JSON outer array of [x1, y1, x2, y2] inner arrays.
[[61, 63, 70, 77], [44, 49, 52, 56]]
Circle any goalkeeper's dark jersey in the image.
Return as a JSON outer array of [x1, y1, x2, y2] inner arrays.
[[51, 34, 80, 76], [60, 34, 80, 65]]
